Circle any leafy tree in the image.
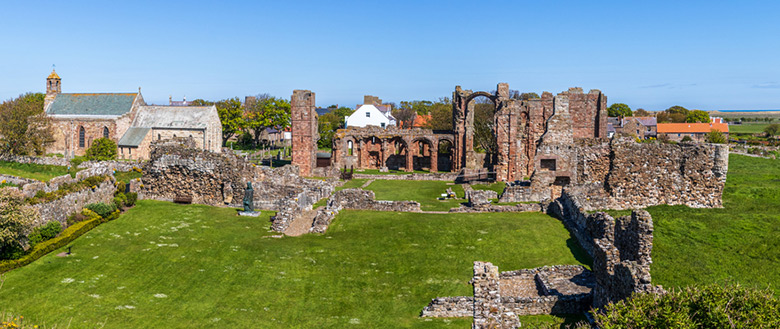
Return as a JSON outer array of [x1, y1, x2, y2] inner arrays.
[[666, 105, 689, 115], [215, 98, 244, 145], [85, 137, 117, 161], [0, 187, 39, 258], [686, 110, 710, 123], [398, 100, 434, 115], [706, 129, 727, 143], [0, 93, 54, 156], [519, 92, 540, 100], [244, 95, 291, 147], [425, 98, 453, 131], [764, 123, 780, 136], [634, 108, 651, 116], [188, 99, 212, 106], [473, 97, 497, 153], [316, 107, 353, 149], [607, 103, 632, 117], [592, 284, 779, 328]]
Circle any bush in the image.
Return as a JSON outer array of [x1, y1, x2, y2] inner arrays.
[[0, 188, 38, 258], [681, 135, 693, 142], [27, 221, 62, 247], [706, 129, 727, 144], [125, 192, 138, 207], [85, 202, 117, 218], [0, 217, 102, 273], [85, 137, 117, 161], [593, 284, 780, 328], [112, 196, 125, 211]]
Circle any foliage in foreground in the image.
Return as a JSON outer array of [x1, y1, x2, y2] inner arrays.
[[593, 284, 779, 329], [0, 93, 53, 156], [0, 189, 38, 259], [85, 138, 117, 161]]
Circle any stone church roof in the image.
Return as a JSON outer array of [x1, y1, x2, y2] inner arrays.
[[117, 127, 151, 147], [47, 93, 138, 116], [132, 105, 216, 129], [47, 69, 60, 79]]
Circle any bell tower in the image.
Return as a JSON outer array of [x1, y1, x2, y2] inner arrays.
[[45, 68, 61, 109]]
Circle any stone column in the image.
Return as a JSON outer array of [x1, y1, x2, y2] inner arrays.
[[404, 138, 413, 172], [380, 139, 388, 170], [358, 139, 365, 169], [430, 140, 438, 173], [291, 90, 317, 176]]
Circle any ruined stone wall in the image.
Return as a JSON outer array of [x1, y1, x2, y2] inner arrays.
[[32, 179, 115, 228], [547, 190, 664, 308], [0, 154, 70, 167], [329, 189, 420, 212], [420, 297, 474, 318]]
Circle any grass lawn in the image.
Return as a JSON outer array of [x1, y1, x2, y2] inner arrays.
[[650, 154, 780, 292], [729, 123, 769, 134], [113, 171, 142, 184], [470, 182, 506, 195], [365, 180, 466, 211], [337, 179, 368, 191], [355, 168, 432, 175], [0, 200, 587, 328], [0, 160, 73, 182]]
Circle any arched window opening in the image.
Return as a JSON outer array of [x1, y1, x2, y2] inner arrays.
[[347, 140, 353, 156], [158, 134, 161, 140], [103, 127, 109, 139], [78, 126, 85, 148]]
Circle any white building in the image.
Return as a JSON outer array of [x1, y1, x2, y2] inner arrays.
[[345, 104, 396, 128]]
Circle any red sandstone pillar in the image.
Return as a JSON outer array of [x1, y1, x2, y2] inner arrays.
[[405, 139, 413, 172], [430, 141, 438, 173]]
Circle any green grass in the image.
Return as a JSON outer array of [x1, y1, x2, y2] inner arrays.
[[471, 182, 506, 195], [365, 180, 466, 211], [113, 171, 142, 184], [336, 179, 368, 191], [0, 161, 73, 182], [355, 169, 431, 175], [0, 200, 587, 328], [729, 123, 770, 134], [650, 154, 780, 292]]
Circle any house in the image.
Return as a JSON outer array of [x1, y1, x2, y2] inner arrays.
[[345, 95, 397, 128], [609, 116, 657, 139], [657, 117, 729, 142], [43, 69, 221, 159]]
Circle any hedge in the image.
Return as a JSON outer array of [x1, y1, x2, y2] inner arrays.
[[0, 216, 101, 273]]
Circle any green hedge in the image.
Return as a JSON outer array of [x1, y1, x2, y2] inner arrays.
[[0, 216, 102, 273]]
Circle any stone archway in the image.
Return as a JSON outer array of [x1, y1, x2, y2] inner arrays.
[[452, 84, 509, 172], [412, 137, 435, 171], [437, 138, 454, 172], [385, 137, 408, 171]]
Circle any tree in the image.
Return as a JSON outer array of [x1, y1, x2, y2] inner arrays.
[[215, 98, 244, 145], [706, 129, 727, 144], [0, 93, 54, 156], [398, 100, 433, 115], [764, 123, 780, 136], [0, 187, 39, 258], [634, 108, 651, 116], [686, 110, 710, 123], [666, 105, 689, 115], [473, 97, 497, 154], [317, 107, 353, 149], [85, 137, 117, 160], [424, 98, 453, 131], [243, 95, 291, 147], [519, 92, 540, 100], [392, 107, 416, 128], [607, 103, 632, 117]]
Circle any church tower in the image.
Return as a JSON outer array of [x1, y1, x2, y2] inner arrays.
[[45, 69, 61, 109]]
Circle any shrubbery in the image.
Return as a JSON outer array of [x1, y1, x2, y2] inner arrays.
[[27, 221, 62, 247], [85, 137, 117, 161], [0, 188, 38, 260], [85, 202, 117, 218], [27, 175, 108, 205], [592, 284, 779, 328]]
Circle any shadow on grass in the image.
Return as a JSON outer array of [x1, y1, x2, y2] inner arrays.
[[565, 233, 593, 269]]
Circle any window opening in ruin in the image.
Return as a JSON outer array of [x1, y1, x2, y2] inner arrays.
[[553, 176, 570, 186], [78, 126, 85, 148], [103, 127, 109, 139], [158, 134, 161, 140], [129, 148, 132, 155], [540, 158, 556, 171], [347, 140, 353, 156]]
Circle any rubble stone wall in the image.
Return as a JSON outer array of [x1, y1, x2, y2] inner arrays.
[[329, 189, 420, 212], [32, 179, 115, 228], [420, 297, 474, 318], [0, 154, 70, 167]]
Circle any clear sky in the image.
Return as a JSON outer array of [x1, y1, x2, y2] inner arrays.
[[1, 0, 778, 111]]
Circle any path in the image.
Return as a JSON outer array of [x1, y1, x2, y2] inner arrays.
[[360, 179, 374, 188], [283, 208, 319, 236]]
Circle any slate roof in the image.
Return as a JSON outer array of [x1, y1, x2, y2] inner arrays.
[[47, 93, 138, 116], [133, 106, 215, 129], [117, 127, 151, 147], [626, 116, 657, 127]]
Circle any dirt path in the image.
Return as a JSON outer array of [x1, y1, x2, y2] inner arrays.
[[360, 179, 374, 188], [283, 208, 319, 236]]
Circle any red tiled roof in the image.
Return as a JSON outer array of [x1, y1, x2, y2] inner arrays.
[[657, 122, 729, 133], [413, 114, 430, 128]]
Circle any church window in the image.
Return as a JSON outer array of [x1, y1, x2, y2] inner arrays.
[[103, 127, 109, 139], [79, 127, 85, 148], [158, 134, 161, 140]]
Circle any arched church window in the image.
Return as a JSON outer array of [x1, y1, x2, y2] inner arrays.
[[347, 140, 353, 156], [79, 126, 85, 148], [103, 127, 109, 139]]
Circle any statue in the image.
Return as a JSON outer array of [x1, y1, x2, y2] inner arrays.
[[242, 182, 254, 212]]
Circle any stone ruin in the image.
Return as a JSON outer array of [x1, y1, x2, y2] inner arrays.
[[141, 140, 334, 231], [291, 90, 318, 177]]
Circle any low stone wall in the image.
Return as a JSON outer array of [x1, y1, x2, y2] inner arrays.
[[0, 175, 36, 187], [0, 154, 70, 167], [420, 297, 474, 318], [32, 179, 115, 228], [329, 189, 420, 212], [449, 203, 542, 213], [352, 172, 459, 181], [78, 160, 143, 172]]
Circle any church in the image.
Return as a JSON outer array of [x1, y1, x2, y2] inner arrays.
[[43, 70, 222, 160]]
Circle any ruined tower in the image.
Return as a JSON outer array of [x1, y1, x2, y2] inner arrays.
[[291, 90, 317, 176]]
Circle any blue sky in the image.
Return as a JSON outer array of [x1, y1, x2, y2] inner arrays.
[[1, 0, 778, 110]]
